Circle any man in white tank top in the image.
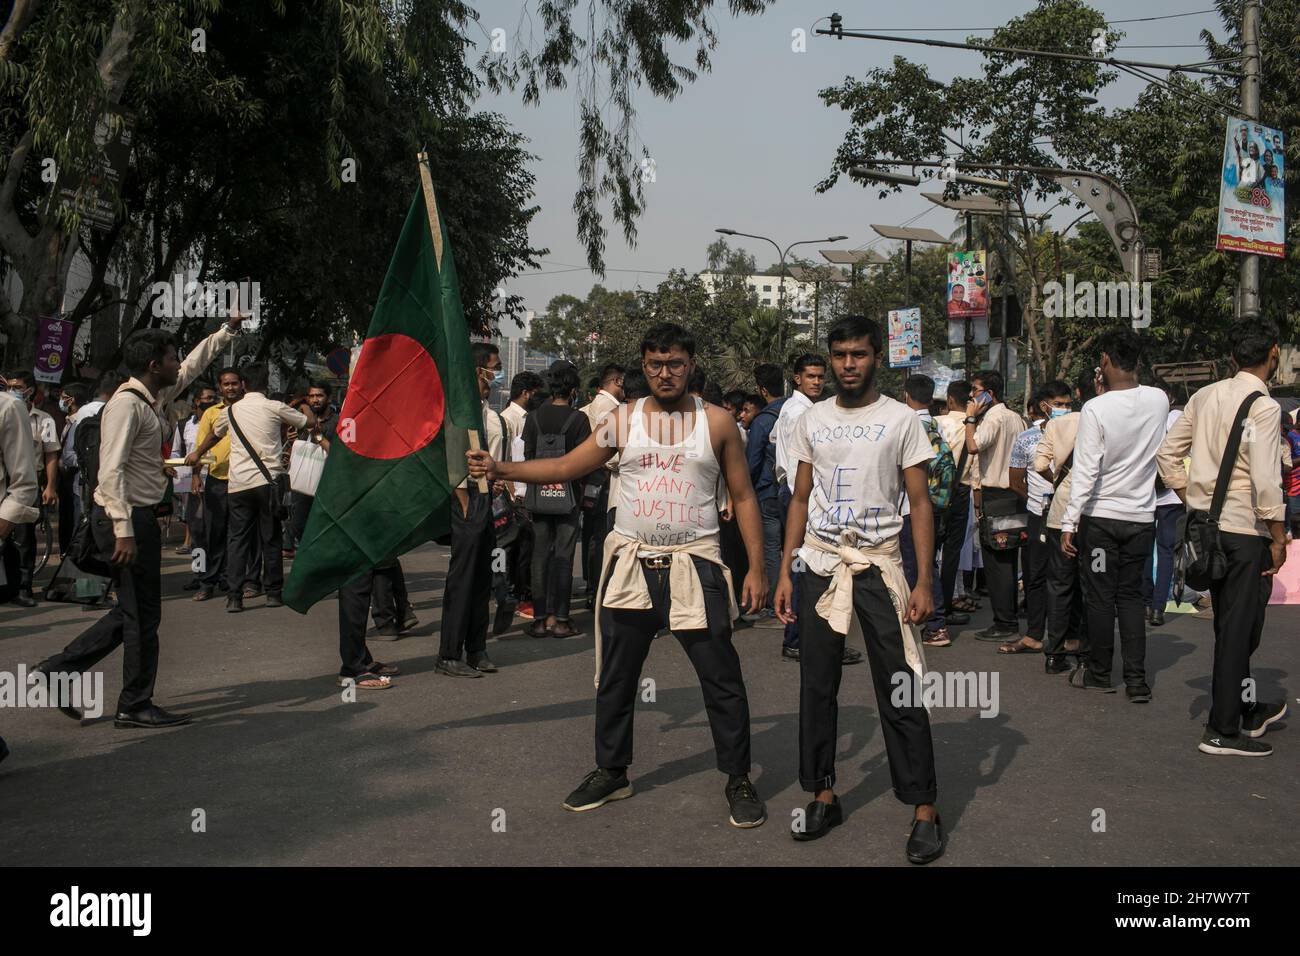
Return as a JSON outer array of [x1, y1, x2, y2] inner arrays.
[[468, 323, 769, 829], [773, 315, 946, 864]]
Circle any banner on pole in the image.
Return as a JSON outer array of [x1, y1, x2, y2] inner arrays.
[[887, 307, 922, 368], [946, 251, 988, 319], [1215, 119, 1285, 258], [33, 315, 74, 384]]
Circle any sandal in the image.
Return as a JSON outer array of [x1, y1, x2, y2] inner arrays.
[[526, 620, 550, 639], [997, 639, 1043, 655], [338, 672, 393, 689], [951, 596, 980, 612], [551, 622, 583, 639]]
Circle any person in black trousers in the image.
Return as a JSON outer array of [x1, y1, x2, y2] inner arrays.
[[937, 381, 973, 621], [437, 342, 506, 677], [189, 367, 244, 601], [337, 568, 400, 689], [370, 559, 417, 638]]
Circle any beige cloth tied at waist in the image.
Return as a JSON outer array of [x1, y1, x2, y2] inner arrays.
[[592, 528, 738, 688], [802, 531, 927, 680]]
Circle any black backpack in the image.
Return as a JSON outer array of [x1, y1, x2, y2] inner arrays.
[[524, 409, 580, 516], [73, 388, 152, 508]]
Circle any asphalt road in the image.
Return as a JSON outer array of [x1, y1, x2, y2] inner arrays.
[[1, 543, 1296, 866]]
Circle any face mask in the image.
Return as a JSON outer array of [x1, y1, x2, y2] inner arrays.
[[492, 371, 505, 388], [1049, 407, 1071, 419], [58, 398, 71, 413], [9, 388, 27, 400]]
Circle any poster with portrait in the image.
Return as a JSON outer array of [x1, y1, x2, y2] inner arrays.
[[946, 251, 988, 319], [1216, 119, 1285, 258], [888, 307, 922, 368]]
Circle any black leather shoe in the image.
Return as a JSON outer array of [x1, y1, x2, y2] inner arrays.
[[945, 611, 971, 625], [182, 579, 201, 591], [370, 623, 401, 641], [1044, 654, 1073, 674], [1145, 606, 1154, 625], [781, 646, 800, 662], [14, 589, 36, 608], [399, 613, 419, 633], [906, 813, 946, 864], [1068, 665, 1116, 692], [467, 653, 498, 673], [1150, 609, 1165, 627], [792, 796, 842, 841], [114, 705, 192, 729], [841, 646, 863, 665], [435, 658, 484, 678], [265, 592, 283, 608], [975, 626, 1019, 642], [225, 595, 243, 613]]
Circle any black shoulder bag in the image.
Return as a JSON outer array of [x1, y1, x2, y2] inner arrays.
[[1176, 393, 1260, 592], [227, 406, 290, 521]]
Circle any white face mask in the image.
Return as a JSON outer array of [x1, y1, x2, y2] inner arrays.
[[1049, 407, 1071, 419]]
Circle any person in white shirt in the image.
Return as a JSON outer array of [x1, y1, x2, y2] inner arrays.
[[578, 364, 625, 608], [773, 315, 944, 862], [998, 381, 1073, 656], [5, 369, 60, 606], [205, 363, 314, 611], [170, 386, 216, 554], [1060, 327, 1169, 700], [500, 371, 542, 449]]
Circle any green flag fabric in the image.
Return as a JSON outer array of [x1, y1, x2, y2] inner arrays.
[[284, 182, 482, 612]]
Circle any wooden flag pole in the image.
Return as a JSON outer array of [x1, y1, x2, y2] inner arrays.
[[417, 150, 488, 493]]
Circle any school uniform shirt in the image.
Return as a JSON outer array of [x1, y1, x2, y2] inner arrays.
[[458, 399, 506, 492], [170, 416, 202, 489], [970, 403, 1024, 491], [0, 393, 39, 525], [95, 323, 237, 538], [1034, 411, 1080, 531], [1009, 421, 1050, 515], [1061, 384, 1169, 534], [1155, 409, 1184, 508], [580, 389, 620, 430], [27, 407, 59, 472], [788, 394, 932, 578], [937, 409, 975, 486], [773, 389, 813, 491], [213, 391, 308, 494], [501, 401, 528, 449], [1156, 371, 1285, 538]]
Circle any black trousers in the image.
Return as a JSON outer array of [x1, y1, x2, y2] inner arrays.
[[581, 485, 611, 593], [596, 557, 750, 775], [531, 511, 580, 620], [13, 519, 36, 589], [800, 568, 937, 805], [940, 482, 971, 610], [58, 470, 77, 554], [1022, 512, 1051, 640], [719, 509, 749, 605], [1207, 533, 1273, 736], [979, 488, 1022, 631], [227, 483, 284, 594], [370, 560, 411, 629], [1077, 515, 1154, 688], [337, 569, 380, 677], [1043, 526, 1085, 654], [440, 489, 493, 660], [40, 505, 162, 713], [289, 490, 314, 548], [200, 479, 229, 589]]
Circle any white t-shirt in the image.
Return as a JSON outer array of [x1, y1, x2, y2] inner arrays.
[[788, 394, 933, 577], [1061, 384, 1169, 532], [773, 389, 813, 491], [1155, 409, 1183, 507]]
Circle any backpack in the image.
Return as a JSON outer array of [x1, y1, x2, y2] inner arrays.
[[73, 409, 104, 507], [523, 409, 580, 516], [921, 417, 956, 511]]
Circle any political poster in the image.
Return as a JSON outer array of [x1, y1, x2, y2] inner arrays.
[[946, 251, 988, 319], [1216, 119, 1285, 258], [888, 307, 922, 368]]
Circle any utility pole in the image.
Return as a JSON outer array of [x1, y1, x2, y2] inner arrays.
[[1238, 0, 1261, 320], [964, 212, 974, 381]]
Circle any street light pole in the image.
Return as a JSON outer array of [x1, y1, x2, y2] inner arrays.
[[1238, 0, 1261, 320]]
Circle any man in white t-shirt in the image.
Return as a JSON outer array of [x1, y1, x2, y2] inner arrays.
[[1145, 392, 1185, 627], [774, 315, 944, 864], [1061, 327, 1169, 701]]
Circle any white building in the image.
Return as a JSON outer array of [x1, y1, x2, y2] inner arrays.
[[696, 268, 848, 330]]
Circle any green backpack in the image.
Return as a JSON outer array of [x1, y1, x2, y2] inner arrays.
[[921, 417, 955, 511]]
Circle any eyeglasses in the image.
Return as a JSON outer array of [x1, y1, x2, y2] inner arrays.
[[643, 359, 688, 377]]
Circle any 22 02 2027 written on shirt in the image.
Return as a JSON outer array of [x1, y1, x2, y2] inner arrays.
[[787, 394, 933, 577]]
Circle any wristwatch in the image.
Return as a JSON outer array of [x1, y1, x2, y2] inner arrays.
[[964, 416, 977, 424]]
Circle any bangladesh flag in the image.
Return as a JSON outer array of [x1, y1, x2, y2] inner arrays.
[[284, 167, 482, 613]]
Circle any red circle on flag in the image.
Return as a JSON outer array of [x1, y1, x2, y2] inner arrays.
[[338, 333, 445, 459]]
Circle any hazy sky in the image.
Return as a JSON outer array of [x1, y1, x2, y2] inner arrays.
[[478, 0, 1228, 329]]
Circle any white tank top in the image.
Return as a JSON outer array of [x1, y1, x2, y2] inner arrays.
[[613, 397, 720, 551]]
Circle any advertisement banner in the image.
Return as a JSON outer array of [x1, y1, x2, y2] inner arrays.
[[888, 307, 922, 368], [33, 315, 75, 384], [1215, 119, 1285, 258], [946, 251, 988, 319], [55, 108, 134, 233]]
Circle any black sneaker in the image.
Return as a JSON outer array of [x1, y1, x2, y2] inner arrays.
[[1044, 654, 1073, 674], [1068, 665, 1116, 692], [399, 613, 419, 633], [1126, 684, 1152, 703], [1242, 700, 1287, 738], [781, 646, 800, 662], [841, 646, 864, 665], [725, 774, 766, 829], [225, 594, 243, 613], [974, 626, 1019, 642], [1198, 729, 1272, 756], [562, 768, 633, 812], [265, 592, 283, 608]]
